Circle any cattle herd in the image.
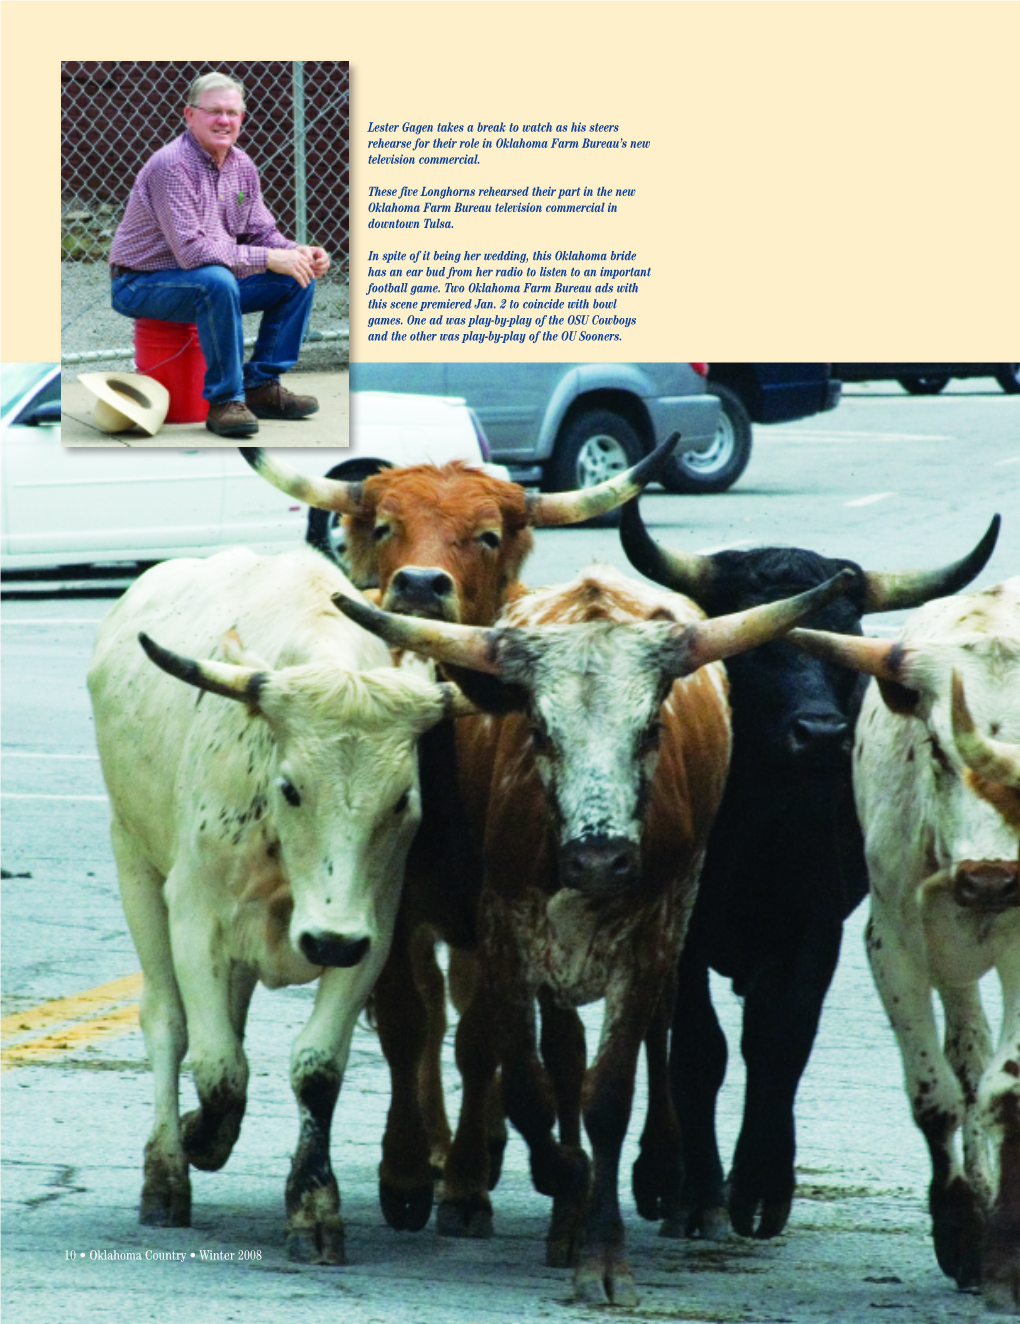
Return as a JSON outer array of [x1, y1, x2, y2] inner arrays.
[[85, 436, 1019, 1313]]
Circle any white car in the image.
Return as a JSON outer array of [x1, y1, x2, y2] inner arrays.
[[0, 364, 504, 573]]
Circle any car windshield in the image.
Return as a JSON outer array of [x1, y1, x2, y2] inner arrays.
[[1, 363, 57, 418]]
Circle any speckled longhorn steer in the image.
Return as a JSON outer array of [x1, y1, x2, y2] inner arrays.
[[87, 546, 471, 1263], [241, 439, 681, 1232], [336, 561, 851, 1305], [791, 577, 1020, 1310]]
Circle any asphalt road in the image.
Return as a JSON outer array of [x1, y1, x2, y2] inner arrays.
[[2, 383, 1018, 1323]]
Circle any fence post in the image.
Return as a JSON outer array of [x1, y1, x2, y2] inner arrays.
[[292, 60, 307, 245]]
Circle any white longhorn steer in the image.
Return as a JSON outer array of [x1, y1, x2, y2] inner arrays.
[[790, 577, 1020, 1311], [87, 546, 471, 1264]]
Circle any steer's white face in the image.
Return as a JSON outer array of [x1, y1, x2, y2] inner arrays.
[[254, 666, 446, 960], [495, 622, 683, 849], [174, 661, 450, 980], [916, 654, 1020, 876]]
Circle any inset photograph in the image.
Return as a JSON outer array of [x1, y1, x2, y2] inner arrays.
[[60, 60, 349, 447]]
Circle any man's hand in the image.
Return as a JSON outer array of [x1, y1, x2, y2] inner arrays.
[[296, 245, 331, 277], [267, 248, 316, 287]]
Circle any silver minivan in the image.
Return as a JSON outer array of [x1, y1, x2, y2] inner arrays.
[[350, 362, 723, 493]]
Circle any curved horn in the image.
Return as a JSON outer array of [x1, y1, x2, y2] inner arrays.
[[952, 668, 1020, 787], [680, 570, 855, 672], [619, 493, 717, 602], [138, 633, 266, 709], [786, 628, 912, 683], [526, 433, 683, 528], [332, 593, 502, 675], [240, 447, 365, 514], [861, 514, 1000, 613]]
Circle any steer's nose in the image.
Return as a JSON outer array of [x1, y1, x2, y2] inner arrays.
[[386, 567, 458, 619], [299, 931, 371, 968], [952, 860, 1019, 912], [786, 714, 850, 764], [560, 836, 641, 895]]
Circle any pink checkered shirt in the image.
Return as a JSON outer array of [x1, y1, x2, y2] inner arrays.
[[109, 130, 296, 280]]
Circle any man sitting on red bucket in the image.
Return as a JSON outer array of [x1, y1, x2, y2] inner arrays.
[[109, 71, 329, 438]]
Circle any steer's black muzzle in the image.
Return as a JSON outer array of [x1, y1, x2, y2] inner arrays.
[[785, 713, 851, 766], [386, 567, 458, 620], [299, 931, 371, 968], [560, 835, 641, 896]]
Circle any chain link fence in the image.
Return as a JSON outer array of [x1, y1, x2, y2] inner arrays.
[[60, 60, 349, 374]]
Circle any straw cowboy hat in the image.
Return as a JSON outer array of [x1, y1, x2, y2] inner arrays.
[[78, 371, 170, 436]]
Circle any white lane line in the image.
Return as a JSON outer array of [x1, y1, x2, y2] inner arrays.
[[0, 793, 108, 802], [761, 430, 954, 442], [3, 752, 100, 760], [845, 492, 896, 508], [993, 456, 1020, 466]]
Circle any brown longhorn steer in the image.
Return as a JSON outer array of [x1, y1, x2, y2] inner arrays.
[[241, 439, 680, 1231], [335, 562, 852, 1305]]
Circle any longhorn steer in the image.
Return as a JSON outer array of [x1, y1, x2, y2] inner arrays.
[[241, 439, 679, 1231], [87, 546, 471, 1262], [619, 501, 1001, 1240], [335, 562, 851, 1305], [790, 576, 1020, 1309]]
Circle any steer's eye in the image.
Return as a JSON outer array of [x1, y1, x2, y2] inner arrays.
[[530, 726, 549, 754], [373, 522, 391, 543], [279, 777, 302, 807], [478, 530, 501, 551], [393, 789, 410, 814]]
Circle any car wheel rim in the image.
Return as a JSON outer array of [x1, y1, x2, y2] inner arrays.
[[575, 434, 631, 487], [683, 415, 734, 475]]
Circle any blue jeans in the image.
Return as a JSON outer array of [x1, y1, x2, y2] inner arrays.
[[111, 265, 316, 405]]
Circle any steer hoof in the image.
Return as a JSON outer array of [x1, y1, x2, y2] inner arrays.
[[727, 1180, 792, 1240], [931, 1176, 984, 1289], [286, 1218, 346, 1265], [659, 1203, 730, 1241], [140, 1187, 191, 1228], [632, 1149, 683, 1223], [141, 1148, 190, 1226], [436, 1193, 493, 1238], [982, 1207, 1020, 1313], [379, 1179, 433, 1232], [182, 1105, 242, 1172], [574, 1251, 638, 1307]]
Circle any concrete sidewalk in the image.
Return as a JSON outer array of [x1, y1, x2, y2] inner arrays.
[[61, 370, 349, 448]]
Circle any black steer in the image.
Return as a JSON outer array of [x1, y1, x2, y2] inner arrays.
[[620, 500, 1000, 1240]]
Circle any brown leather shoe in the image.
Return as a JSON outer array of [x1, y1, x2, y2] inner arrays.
[[245, 380, 320, 420], [205, 399, 259, 437]]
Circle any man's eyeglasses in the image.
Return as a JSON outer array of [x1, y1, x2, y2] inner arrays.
[[190, 105, 243, 120]]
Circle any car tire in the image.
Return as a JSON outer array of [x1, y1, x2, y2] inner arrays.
[[545, 409, 645, 527], [659, 383, 752, 495], [897, 374, 950, 395], [305, 458, 390, 570], [995, 364, 1020, 394]]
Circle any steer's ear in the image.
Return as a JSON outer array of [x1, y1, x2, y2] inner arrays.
[[438, 663, 529, 716], [875, 678, 922, 716]]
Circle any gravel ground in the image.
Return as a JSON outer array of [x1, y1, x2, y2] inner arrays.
[[59, 261, 349, 382]]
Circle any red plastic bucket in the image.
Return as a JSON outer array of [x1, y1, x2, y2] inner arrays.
[[133, 319, 208, 424]]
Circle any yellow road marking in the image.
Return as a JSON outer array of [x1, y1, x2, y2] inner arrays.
[[1, 972, 143, 1071]]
